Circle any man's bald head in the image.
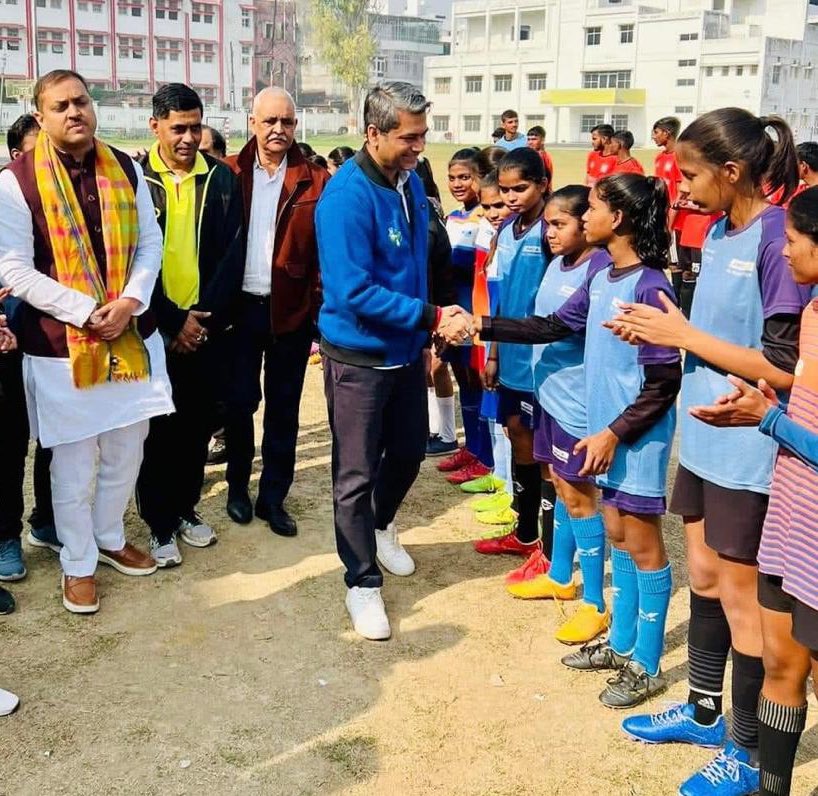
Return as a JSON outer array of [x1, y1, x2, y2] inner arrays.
[[250, 87, 298, 167], [252, 87, 296, 116]]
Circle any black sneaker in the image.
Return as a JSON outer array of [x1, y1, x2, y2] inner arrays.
[[0, 585, 15, 615], [599, 660, 667, 709], [561, 639, 629, 672], [426, 435, 458, 457]]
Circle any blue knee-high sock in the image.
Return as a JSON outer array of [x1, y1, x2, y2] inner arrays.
[[572, 513, 606, 613], [459, 386, 482, 456], [633, 564, 673, 677], [610, 547, 638, 657], [548, 500, 576, 586], [475, 415, 494, 468]]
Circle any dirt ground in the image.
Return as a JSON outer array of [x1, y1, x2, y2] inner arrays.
[[1, 366, 817, 796]]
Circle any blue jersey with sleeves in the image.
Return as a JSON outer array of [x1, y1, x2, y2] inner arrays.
[[680, 206, 810, 493], [557, 264, 679, 498], [496, 215, 548, 391], [532, 249, 609, 438]]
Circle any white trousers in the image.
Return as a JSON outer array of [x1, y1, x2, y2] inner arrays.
[[50, 420, 149, 577]]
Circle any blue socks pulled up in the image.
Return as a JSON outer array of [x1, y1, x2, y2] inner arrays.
[[572, 513, 606, 613], [548, 500, 576, 586], [634, 563, 673, 676], [610, 547, 638, 657]]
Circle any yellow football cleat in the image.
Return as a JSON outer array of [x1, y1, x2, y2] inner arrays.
[[474, 507, 517, 525], [506, 573, 577, 600], [555, 603, 610, 645], [471, 492, 513, 513]]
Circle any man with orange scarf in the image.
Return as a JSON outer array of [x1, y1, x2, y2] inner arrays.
[[0, 70, 174, 614]]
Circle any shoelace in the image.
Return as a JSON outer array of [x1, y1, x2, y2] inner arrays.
[[700, 750, 741, 785], [648, 703, 686, 727]]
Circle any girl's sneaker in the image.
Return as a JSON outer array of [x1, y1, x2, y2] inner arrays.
[[678, 742, 759, 796], [437, 447, 476, 472], [473, 533, 540, 557], [504, 549, 550, 584], [555, 603, 610, 645], [460, 474, 505, 494], [507, 573, 577, 600], [471, 492, 513, 513], [475, 507, 517, 525], [599, 660, 667, 709], [621, 703, 726, 748], [446, 461, 491, 485], [0, 686, 19, 716]]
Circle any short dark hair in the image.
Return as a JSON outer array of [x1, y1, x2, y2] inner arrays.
[[653, 116, 681, 138], [311, 154, 328, 169], [788, 185, 818, 244], [499, 146, 549, 186], [492, 127, 505, 140], [201, 124, 226, 157], [7, 113, 39, 153], [501, 109, 518, 122], [527, 125, 546, 138], [613, 130, 634, 150], [796, 141, 818, 172], [591, 124, 615, 139], [298, 141, 315, 158], [33, 69, 89, 111], [152, 83, 203, 119], [327, 146, 355, 168]]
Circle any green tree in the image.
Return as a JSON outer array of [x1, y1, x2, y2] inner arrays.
[[309, 0, 377, 132]]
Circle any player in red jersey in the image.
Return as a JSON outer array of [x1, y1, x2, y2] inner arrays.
[[610, 130, 645, 175], [586, 123, 616, 186], [526, 125, 555, 184]]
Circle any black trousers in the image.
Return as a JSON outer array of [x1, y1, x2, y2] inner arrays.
[[226, 294, 312, 509], [0, 352, 53, 541], [323, 356, 427, 589], [136, 344, 218, 542]]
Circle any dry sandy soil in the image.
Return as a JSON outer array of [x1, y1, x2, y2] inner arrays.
[[1, 366, 817, 796]]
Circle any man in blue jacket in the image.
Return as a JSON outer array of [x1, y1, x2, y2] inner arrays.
[[316, 82, 468, 640]]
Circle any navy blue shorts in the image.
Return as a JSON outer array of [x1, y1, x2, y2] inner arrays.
[[533, 405, 594, 484], [601, 487, 666, 516], [497, 386, 535, 429]]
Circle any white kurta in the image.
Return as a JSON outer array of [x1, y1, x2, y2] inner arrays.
[[0, 160, 175, 448]]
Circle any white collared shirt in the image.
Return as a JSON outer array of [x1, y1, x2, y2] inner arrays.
[[395, 169, 410, 222], [242, 154, 287, 295]]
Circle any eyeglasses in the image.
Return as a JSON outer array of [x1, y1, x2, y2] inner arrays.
[[259, 116, 296, 129]]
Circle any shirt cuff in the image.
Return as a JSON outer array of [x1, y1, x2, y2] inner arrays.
[[479, 316, 494, 340], [759, 405, 784, 438], [419, 302, 438, 330]]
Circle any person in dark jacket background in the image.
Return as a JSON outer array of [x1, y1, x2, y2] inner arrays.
[[135, 84, 244, 567]]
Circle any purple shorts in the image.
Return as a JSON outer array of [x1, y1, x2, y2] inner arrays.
[[601, 487, 666, 516], [497, 386, 535, 429], [533, 406, 594, 484]]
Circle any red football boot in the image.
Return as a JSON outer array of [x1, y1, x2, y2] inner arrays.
[[445, 461, 492, 485], [504, 549, 551, 584], [437, 447, 477, 473], [473, 533, 541, 557]]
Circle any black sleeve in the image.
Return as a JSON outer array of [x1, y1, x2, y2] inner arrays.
[[608, 362, 682, 444], [428, 213, 457, 307], [480, 313, 575, 344], [761, 313, 801, 375]]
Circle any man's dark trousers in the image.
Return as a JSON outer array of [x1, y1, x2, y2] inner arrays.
[[323, 356, 427, 589], [226, 294, 312, 511]]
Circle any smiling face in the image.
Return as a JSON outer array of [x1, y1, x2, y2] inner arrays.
[[502, 115, 519, 138], [676, 140, 735, 214], [250, 90, 297, 161], [582, 187, 619, 246], [783, 217, 818, 284], [448, 162, 478, 206], [34, 76, 96, 154], [150, 107, 202, 170], [366, 110, 428, 174], [545, 203, 586, 257], [480, 184, 512, 229]]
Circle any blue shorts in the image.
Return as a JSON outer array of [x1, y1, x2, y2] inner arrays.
[[497, 386, 535, 429], [601, 487, 666, 516], [533, 405, 594, 485]]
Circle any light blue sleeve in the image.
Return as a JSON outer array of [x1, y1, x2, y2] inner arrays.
[[759, 405, 818, 471]]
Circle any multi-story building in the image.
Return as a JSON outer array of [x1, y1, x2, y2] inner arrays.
[[424, 0, 818, 145], [0, 0, 294, 110]]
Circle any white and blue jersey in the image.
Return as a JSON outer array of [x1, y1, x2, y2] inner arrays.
[[496, 215, 549, 392], [557, 264, 680, 498], [533, 249, 609, 439], [680, 206, 810, 494]]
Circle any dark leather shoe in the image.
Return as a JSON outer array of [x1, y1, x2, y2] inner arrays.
[[256, 503, 297, 537], [226, 491, 253, 525], [0, 585, 15, 615]]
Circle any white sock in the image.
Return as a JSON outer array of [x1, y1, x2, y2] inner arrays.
[[488, 419, 511, 486], [427, 387, 439, 436], [437, 395, 456, 443]]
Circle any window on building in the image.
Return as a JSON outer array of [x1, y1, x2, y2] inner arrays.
[[582, 70, 631, 89], [581, 114, 605, 133], [611, 113, 628, 130], [620, 24, 633, 44], [49, 0, 61, 7], [464, 115, 481, 133], [434, 77, 451, 94], [191, 2, 213, 23], [675, 105, 694, 113], [677, 78, 695, 86], [750, 64, 758, 75], [93, 2, 102, 12], [519, 24, 531, 41], [35, 0, 44, 6], [195, 85, 216, 105], [713, 0, 725, 9], [156, 38, 181, 61], [242, 86, 253, 108], [373, 56, 386, 77], [465, 75, 483, 93], [736, 65, 744, 76], [241, 44, 251, 66], [78, 1, 88, 9], [680, 32, 699, 41], [192, 41, 215, 63], [433, 115, 449, 132], [772, 64, 781, 84], [705, 66, 713, 76], [678, 59, 696, 67], [4, 0, 16, 5], [78, 32, 104, 56], [586, 26, 601, 46], [494, 74, 512, 93], [241, 8, 250, 28], [720, 66, 729, 76], [526, 114, 545, 125], [528, 72, 547, 91], [1, 27, 20, 50]]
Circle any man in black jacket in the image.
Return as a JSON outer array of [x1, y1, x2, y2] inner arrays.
[[135, 84, 244, 567]]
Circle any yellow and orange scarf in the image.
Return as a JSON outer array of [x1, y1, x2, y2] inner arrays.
[[34, 130, 149, 388]]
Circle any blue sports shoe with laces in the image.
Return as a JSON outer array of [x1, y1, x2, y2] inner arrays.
[[678, 741, 759, 796], [0, 538, 26, 582], [622, 702, 726, 748]]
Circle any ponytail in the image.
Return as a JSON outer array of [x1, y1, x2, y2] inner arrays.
[[596, 174, 669, 269], [679, 107, 799, 202]]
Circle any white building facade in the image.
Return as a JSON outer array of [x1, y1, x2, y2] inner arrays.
[[423, 0, 818, 145]]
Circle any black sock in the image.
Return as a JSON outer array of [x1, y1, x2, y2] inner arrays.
[[731, 648, 765, 760], [510, 459, 519, 514], [540, 478, 556, 559], [514, 463, 541, 544], [758, 694, 807, 796], [687, 591, 731, 725]]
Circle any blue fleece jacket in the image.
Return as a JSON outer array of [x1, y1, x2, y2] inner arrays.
[[316, 152, 431, 367]]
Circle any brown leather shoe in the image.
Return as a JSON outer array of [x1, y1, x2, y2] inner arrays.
[[98, 542, 157, 577], [62, 574, 99, 614]]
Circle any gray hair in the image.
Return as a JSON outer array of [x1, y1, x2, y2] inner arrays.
[[363, 82, 430, 133], [252, 86, 296, 115]]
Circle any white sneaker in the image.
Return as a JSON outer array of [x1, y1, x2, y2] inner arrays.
[[345, 586, 391, 640], [177, 514, 217, 548], [0, 687, 19, 716], [375, 523, 415, 576], [149, 536, 183, 568]]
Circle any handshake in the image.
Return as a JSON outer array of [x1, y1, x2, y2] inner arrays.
[[435, 305, 479, 348]]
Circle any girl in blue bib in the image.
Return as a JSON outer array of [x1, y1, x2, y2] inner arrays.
[[476, 174, 681, 710], [610, 109, 810, 796]]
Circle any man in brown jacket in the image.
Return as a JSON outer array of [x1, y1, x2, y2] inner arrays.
[[223, 87, 328, 536]]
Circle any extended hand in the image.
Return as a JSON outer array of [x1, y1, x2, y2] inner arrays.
[[688, 375, 779, 428], [87, 297, 142, 341], [575, 428, 618, 476], [0, 325, 17, 353], [604, 292, 689, 349], [172, 310, 212, 354], [437, 308, 474, 345]]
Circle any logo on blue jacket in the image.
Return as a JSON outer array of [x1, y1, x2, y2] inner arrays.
[[388, 227, 403, 247]]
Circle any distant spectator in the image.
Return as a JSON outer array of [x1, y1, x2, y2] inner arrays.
[[327, 145, 355, 176], [491, 127, 505, 144], [526, 125, 555, 183], [311, 154, 329, 170], [297, 141, 316, 159], [796, 141, 818, 188], [610, 130, 645, 175], [494, 109, 526, 151], [6, 114, 39, 160], [200, 124, 227, 160]]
